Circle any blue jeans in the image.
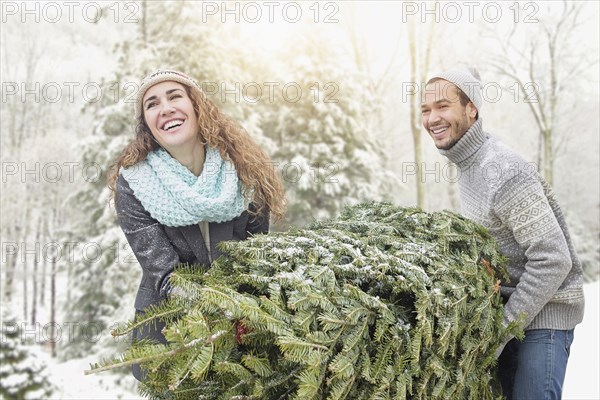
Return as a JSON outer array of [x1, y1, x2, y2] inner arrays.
[[498, 329, 574, 400]]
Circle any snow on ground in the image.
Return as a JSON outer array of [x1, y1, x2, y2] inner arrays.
[[563, 281, 600, 400], [49, 355, 142, 399]]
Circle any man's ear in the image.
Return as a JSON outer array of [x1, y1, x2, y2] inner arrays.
[[466, 102, 478, 119]]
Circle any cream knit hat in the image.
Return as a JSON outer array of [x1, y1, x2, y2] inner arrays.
[[135, 69, 202, 119], [427, 67, 483, 112]]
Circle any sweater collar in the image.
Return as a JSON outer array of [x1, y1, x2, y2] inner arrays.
[[438, 118, 488, 164]]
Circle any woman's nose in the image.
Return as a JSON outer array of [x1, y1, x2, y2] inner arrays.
[[160, 103, 175, 115]]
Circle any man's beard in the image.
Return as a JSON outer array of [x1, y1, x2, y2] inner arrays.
[[438, 112, 471, 150]]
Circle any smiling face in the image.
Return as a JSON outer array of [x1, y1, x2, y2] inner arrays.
[[421, 80, 477, 150], [142, 81, 201, 153]]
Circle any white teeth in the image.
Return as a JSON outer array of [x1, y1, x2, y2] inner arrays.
[[163, 119, 184, 131], [432, 127, 447, 134]]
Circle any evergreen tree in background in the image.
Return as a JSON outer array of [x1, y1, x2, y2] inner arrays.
[[59, 117, 140, 359], [259, 27, 397, 226], [90, 202, 522, 399], [0, 312, 55, 399]]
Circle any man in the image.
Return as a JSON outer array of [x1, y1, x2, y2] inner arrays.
[[420, 67, 585, 399]]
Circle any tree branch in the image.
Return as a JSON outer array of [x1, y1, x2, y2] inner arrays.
[[84, 330, 226, 375]]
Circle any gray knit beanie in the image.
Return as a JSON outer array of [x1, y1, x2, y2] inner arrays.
[[135, 69, 202, 120], [426, 67, 483, 112]]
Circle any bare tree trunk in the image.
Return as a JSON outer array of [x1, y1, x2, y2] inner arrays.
[[31, 216, 42, 324], [543, 130, 554, 185], [3, 251, 17, 302], [537, 131, 543, 174], [141, 0, 147, 45], [40, 244, 47, 304], [31, 257, 38, 325], [16, 36, 42, 148], [19, 168, 33, 321], [3, 226, 18, 302], [407, 11, 436, 209], [44, 206, 59, 358], [20, 215, 29, 320], [408, 20, 425, 209], [1, 31, 18, 150], [23, 249, 28, 322], [50, 254, 57, 358]]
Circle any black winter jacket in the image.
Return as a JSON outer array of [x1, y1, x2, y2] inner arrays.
[[115, 174, 269, 381]]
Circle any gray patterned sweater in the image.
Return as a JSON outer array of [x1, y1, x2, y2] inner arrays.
[[439, 119, 585, 332]]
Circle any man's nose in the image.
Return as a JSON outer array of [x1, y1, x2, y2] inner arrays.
[[427, 109, 441, 125]]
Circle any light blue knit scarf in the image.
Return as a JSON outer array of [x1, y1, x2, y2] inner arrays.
[[120, 147, 246, 227]]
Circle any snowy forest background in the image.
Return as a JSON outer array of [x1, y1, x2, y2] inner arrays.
[[1, 1, 598, 398]]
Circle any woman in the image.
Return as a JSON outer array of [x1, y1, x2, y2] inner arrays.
[[107, 69, 286, 381]]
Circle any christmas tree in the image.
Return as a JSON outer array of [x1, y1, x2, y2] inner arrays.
[[89, 202, 522, 399], [0, 313, 55, 399]]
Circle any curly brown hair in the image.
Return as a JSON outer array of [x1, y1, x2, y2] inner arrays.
[[107, 84, 286, 220]]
